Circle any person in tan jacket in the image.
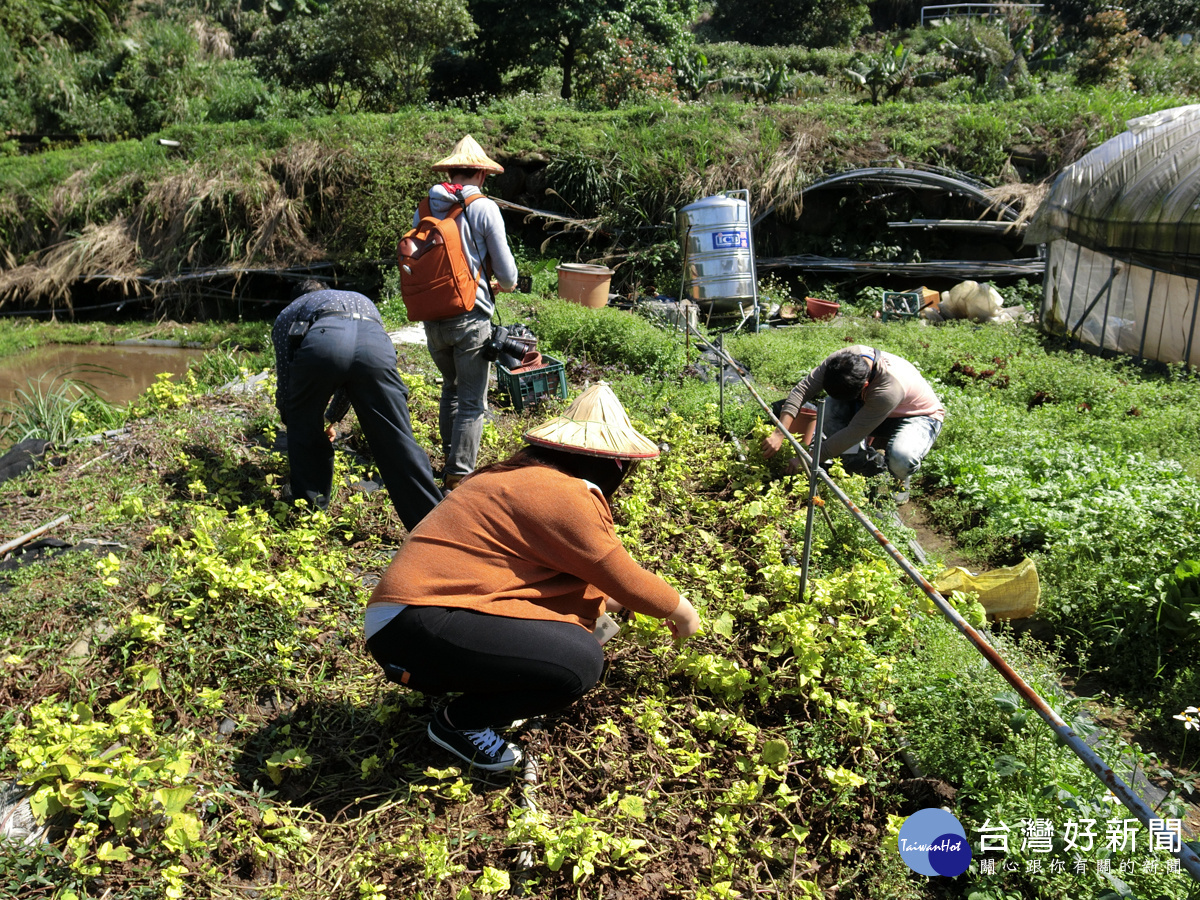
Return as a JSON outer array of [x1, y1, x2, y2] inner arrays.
[[365, 383, 701, 772]]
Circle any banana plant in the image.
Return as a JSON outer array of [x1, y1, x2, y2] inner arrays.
[[844, 42, 916, 105], [672, 50, 721, 101]]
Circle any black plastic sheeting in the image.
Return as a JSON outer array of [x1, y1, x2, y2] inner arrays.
[[0, 439, 51, 486]]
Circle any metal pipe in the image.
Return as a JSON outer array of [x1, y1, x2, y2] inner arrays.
[[1186, 278, 1200, 371], [1069, 264, 1118, 344], [718, 334, 725, 426], [797, 400, 826, 605], [694, 326, 1200, 881], [0, 502, 95, 558], [1137, 269, 1157, 363]]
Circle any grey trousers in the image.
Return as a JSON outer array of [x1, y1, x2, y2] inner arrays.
[[423, 310, 493, 479]]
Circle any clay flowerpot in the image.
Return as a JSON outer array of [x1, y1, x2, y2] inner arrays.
[[790, 404, 818, 444], [557, 264, 613, 309], [805, 297, 840, 321]]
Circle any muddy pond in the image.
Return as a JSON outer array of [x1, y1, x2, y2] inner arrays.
[[0, 343, 210, 409]]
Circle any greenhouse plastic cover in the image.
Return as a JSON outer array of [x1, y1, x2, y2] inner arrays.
[[1026, 104, 1200, 279]]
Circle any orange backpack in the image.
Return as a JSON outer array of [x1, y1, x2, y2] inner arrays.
[[397, 192, 484, 322]]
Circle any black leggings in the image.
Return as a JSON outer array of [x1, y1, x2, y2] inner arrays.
[[367, 606, 606, 730]]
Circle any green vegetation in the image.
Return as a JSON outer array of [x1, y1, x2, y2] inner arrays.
[[3, 0, 1196, 144], [2, 1, 1198, 315], [3, 2, 1200, 896], [0, 369, 125, 445], [0, 90, 1187, 314], [1, 292, 1197, 898]]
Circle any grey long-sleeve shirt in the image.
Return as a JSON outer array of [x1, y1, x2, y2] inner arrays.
[[271, 289, 383, 426], [780, 345, 945, 458]]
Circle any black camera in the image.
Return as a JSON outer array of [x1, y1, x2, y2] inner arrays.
[[483, 323, 538, 369]]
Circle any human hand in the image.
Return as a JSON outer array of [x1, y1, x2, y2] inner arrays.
[[605, 597, 625, 614], [325, 424, 337, 442], [665, 595, 700, 642], [761, 430, 785, 459]]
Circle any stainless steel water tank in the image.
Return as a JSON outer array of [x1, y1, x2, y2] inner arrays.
[[678, 191, 756, 314]]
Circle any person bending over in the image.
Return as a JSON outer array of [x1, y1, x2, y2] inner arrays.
[[365, 383, 701, 771], [271, 279, 442, 530], [762, 345, 944, 491]]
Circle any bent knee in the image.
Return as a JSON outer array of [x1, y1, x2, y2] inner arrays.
[[887, 453, 921, 479]]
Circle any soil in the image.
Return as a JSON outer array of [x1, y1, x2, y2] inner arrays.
[[897, 498, 976, 571]]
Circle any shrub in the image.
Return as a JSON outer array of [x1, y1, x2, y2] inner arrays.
[[1129, 36, 1200, 94], [1127, 0, 1200, 39], [1075, 9, 1146, 89], [947, 109, 1012, 176], [574, 22, 681, 110], [531, 296, 687, 377], [697, 42, 857, 76], [709, 0, 871, 49], [255, 0, 477, 111], [203, 58, 274, 123]]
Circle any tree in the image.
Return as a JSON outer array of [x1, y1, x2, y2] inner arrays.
[[710, 0, 870, 48], [0, 0, 130, 50], [462, 0, 695, 100], [257, 0, 476, 110], [1126, 0, 1198, 38]]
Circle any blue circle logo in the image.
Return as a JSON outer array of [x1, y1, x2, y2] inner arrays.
[[897, 808, 972, 877]]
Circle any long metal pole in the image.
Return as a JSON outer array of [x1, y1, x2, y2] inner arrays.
[[696, 325, 1200, 881], [718, 334, 725, 427], [0, 502, 96, 558], [797, 400, 825, 605]]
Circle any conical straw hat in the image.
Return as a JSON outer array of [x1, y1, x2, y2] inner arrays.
[[431, 134, 504, 174], [524, 383, 659, 459]]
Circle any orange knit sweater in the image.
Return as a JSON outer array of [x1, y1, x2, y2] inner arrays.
[[368, 464, 680, 629]]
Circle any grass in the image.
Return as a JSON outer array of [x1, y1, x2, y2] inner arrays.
[[0, 326, 274, 450], [1, 89, 1190, 319], [0, 369, 125, 446], [0, 294, 1198, 899]]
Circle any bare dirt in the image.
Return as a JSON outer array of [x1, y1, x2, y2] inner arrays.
[[897, 497, 975, 571]]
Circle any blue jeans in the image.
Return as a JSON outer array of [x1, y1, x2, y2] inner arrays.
[[424, 311, 492, 479], [822, 397, 943, 480], [285, 317, 442, 530]]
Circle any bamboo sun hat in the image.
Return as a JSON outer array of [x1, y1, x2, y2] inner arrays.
[[524, 382, 659, 459], [431, 134, 504, 174]]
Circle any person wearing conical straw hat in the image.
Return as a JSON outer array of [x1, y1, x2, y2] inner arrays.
[[418, 134, 519, 492], [365, 383, 700, 772]]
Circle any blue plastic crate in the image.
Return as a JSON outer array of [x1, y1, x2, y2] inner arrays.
[[882, 290, 923, 321], [495, 354, 567, 412]]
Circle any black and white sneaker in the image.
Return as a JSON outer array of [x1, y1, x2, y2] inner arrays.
[[427, 713, 523, 772]]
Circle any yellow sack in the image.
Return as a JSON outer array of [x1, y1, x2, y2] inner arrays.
[[933, 558, 1040, 620]]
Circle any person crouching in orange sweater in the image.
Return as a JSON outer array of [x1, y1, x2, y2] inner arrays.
[[364, 382, 701, 772]]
